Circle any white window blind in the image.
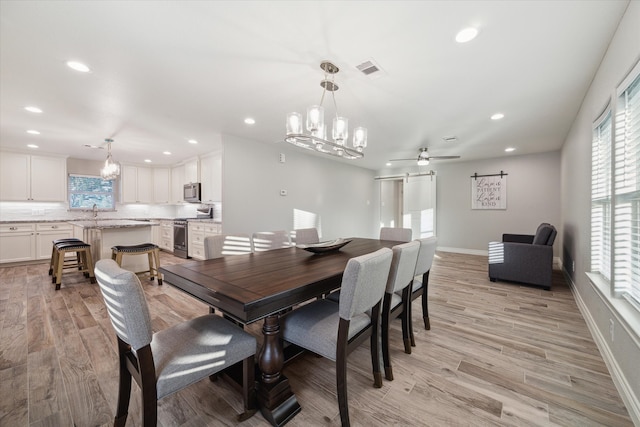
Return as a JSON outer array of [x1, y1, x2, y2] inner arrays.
[[591, 109, 612, 281], [613, 68, 640, 307]]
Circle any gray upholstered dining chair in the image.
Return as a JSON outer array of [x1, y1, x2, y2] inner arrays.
[[94, 259, 257, 426], [292, 227, 320, 245], [281, 248, 393, 427], [407, 237, 437, 348], [380, 227, 412, 242], [381, 240, 420, 381], [204, 234, 253, 259], [252, 230, 291, 251]]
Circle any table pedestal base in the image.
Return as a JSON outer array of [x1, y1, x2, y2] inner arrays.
[[258, 375, 301, 426]]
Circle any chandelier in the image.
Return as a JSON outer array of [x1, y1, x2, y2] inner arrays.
[[285, 61, 367, 159], [100, 138, 120, 180]]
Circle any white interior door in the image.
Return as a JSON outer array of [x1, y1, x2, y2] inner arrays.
[[402, 175, 437, 239]]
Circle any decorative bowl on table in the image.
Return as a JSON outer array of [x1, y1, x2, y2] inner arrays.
[[297, 238, 352, 253]]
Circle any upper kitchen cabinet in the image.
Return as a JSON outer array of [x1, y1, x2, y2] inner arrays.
[[171, 164, 185, 203], [152, 168, 171, 203], [0, 152, 67, 202], [200, 151, 222, 203], [121, 165, 153, 203], [184, 158, 199, 184]]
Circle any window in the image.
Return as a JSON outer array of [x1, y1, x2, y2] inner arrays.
[[613, 66, 640, 307], [592, 61, 640, 310], [591, 109, 612, 281], [68, 174, 115, 210]]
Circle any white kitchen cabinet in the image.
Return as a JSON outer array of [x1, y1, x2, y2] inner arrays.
[[158, 220, 174, 252], [0, 222, 74, 264], [153, 168, 171, 203], [200, 152, 222, 203], [0, 223, 36, 263], [188, 221, 221, 260], [0, 152, 67, 202], [121, 165, 153, 203], [184, 158, 199, 184], [35, 222, 73, 260], [171, 165, 185, 204]]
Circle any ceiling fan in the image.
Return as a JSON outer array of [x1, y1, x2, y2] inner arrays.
[[388, 147, 460, 166]]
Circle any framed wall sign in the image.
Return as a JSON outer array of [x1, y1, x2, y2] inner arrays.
[[471, 172, 507, 210]]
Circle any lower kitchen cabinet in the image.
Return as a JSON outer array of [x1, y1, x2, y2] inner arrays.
[[158, 220, 174, 252], [188, 222, 221, 260], [35, 223, 74, 260], [0, 222, 73, 263]]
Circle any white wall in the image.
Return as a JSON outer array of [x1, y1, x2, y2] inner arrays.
[[221, 135, 379, 240], [561, 1, 640, 423], [377, 151, 561, 255]]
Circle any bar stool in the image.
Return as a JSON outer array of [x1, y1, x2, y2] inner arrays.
[[52, 241, 96, 290], [49, 238, 83, 276], [111, 243, 162, 285]]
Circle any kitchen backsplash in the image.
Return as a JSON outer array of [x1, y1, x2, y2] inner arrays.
[[0, 202, 221, 221]]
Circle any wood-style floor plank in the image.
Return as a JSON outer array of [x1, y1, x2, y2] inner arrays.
[[0, 250, 633, 426]]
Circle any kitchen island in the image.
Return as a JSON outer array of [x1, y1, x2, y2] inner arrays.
[[69, 220, 159, 272]]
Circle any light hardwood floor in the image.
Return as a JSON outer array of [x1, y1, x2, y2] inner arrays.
[[0, 251, 633, 426]]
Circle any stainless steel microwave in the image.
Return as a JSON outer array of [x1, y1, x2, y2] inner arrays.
[[183, 182, 201, 203]]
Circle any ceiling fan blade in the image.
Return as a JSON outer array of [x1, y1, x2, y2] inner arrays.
[[429, 155, 460, 159]]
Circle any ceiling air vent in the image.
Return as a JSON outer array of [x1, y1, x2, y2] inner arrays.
[[355, 59, 385, 79], [442, 136, 458, 143]]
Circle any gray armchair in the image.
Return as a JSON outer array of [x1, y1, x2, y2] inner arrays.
[[488, 223, 557, 290]]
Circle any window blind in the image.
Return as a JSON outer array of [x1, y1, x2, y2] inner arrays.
[[614, 70, 640, 306], [591, 110, 612, 281]]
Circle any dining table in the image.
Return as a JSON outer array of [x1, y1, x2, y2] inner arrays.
[[159, 237, 399, 426]]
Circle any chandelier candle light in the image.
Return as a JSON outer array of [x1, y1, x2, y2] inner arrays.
[[285, 61, 367, 159], [100, 138, 120, 180]]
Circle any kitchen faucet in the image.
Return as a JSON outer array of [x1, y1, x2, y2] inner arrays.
[[92, 204, 98, 219]]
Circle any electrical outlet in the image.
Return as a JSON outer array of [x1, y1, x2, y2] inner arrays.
[[609, 318, 615, 342], [572, 260, 575, 273], [279, 153, 286, 163]]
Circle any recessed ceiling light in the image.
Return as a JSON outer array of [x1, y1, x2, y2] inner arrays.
[[386, 162, 392, 166], [505, 147, 516, 152], [244, 117, 256, 125], [25, 106, 42, 113], [455, 27, 478, 43], [66, 60, 91, 73], [27, 144, 38, 149], [188, 139, 198, 144], [491, 113, 505, 120], [163, 151, 172, 155], [26, 129, 40, 135], [144, 159, 152, 163]]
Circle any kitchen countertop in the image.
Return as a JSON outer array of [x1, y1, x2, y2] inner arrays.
[[67, 220, 159, 229]]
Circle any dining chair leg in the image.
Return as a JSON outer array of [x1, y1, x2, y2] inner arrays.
[[114, 340, 132, 427], [381, 294, 393, 381], [336, 320, 351, 427], [370, 303, 383, 388], [401, 288, 412, 354], [422, 271, 431, 330], [238, 355, 257, 421]]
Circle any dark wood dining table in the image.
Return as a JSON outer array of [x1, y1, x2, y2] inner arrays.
[[159, 237, 398, 426]]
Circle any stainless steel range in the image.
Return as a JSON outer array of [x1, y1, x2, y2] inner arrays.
[[173, 206, 213, 259], [173, 219, 189, 258]]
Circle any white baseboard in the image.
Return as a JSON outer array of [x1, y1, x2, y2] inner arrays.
[[565, 269, 640, 426]]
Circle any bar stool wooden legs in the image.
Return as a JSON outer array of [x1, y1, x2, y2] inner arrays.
[[51, 241, 96, 290], [111, 243, 162, 285], [48, 238, 83, 276]]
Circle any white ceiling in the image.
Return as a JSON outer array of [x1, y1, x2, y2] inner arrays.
[[0, 1, 630, 170]]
